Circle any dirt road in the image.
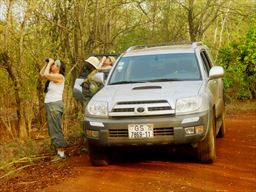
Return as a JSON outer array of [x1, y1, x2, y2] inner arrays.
[[39, 112, 256, 192]]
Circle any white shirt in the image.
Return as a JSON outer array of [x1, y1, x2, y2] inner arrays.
[[44, 78, 65, 103]]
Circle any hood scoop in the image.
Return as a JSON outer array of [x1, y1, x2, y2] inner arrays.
[[133, 86, 162, 90]]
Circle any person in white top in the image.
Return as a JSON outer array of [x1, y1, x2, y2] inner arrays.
[[40, 58, 66, 159]]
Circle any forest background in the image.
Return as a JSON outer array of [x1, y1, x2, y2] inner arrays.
[[0, 0, 255, 156]]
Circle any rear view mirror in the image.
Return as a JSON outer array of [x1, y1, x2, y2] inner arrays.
[[93, 72, 104, 84], [73, 78, 84, 103], [209, 66, 224, 80]]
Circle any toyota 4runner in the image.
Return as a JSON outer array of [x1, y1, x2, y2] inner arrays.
[[77, 42, 225, 166]]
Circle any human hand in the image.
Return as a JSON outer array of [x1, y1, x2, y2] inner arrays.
[[100, 56, 106, 63], [47, 58, 54, 63]]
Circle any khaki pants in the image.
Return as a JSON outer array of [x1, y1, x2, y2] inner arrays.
[[45, 101, 66, 149]]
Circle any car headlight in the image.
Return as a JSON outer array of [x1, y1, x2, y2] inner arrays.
[[86, 101, 108, 117], [176, 97, 201, 115]]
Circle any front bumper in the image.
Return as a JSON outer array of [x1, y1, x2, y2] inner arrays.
[[83, 111, 210, 147]]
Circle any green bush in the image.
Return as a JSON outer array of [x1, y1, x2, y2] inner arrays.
[[218, 18, 256, 100]]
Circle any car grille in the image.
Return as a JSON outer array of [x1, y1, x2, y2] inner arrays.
[[109, 100, 174, 117], [109, 129, 128, 137], [109, 127, 174, 138]]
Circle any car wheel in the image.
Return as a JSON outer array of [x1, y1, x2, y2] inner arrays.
[[217, 111, 226, 138], [197, 111, 216, 163], [88, 143, 109, 166]]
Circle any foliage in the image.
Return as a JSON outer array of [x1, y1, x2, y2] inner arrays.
[[218, 17, 256, 100], [0, 0, 255, 139]]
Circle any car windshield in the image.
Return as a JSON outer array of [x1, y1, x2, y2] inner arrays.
[[109, 53, 201, 85]]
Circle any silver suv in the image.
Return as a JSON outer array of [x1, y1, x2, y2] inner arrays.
[[82, 42, 225, 165]]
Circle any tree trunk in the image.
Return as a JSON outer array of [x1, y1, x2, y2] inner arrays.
[[4, 56, 28, 138], [3, 0, 28, 139], [188, 0, 196, 42], [37, 75, 46, 127]]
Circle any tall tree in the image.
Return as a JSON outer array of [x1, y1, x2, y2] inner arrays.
[[173, 0, 226, 42]]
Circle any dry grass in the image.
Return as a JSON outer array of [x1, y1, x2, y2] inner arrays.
[[0, 139, 51, 167], [226, 99, 256, 114], [0, 121, 83, 174]]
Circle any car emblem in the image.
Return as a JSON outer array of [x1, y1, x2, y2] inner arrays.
[[136, 107, 145, 113]]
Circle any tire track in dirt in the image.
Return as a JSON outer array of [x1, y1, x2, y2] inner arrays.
[[40, 112, 256, 192]]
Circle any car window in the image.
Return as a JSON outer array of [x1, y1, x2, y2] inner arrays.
[[200, 50, 213, 76], [109, 53, 201, 84]]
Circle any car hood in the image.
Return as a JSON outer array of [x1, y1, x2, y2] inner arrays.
[[92, 81, 203, 109]]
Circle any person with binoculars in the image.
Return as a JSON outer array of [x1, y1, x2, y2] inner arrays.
[[40, 58, 66, 160]]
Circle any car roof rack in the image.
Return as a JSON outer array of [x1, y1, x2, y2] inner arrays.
[[92, 53, 120, 57], [126, 41, 205, 52], [192, 42, 204, 48], [125, 45, 147, 53]]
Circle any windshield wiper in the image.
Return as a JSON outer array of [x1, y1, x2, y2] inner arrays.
[[147, 78, 181, 82], [110, 80, 147, 85]]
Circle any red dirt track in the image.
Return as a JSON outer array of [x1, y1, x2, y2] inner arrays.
[[1, 112, 255, 192], [41, 112, 256, 192]]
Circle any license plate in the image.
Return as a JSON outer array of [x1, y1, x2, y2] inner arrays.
[[128, 124, 154, 139]]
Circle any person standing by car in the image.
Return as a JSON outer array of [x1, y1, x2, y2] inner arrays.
[[81, 56, 102, 108], [40, 58, 66, 159]]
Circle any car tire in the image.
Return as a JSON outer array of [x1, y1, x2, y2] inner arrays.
[[217, 111, 226, 138], [88, 143, 109, 166], [197, 111, 216, 163]]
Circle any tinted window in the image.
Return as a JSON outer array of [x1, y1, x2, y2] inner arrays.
[[109, 53, 201, 84]]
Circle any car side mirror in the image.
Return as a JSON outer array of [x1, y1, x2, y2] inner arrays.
[[92, 72, 105, 84], [209, 66, 224, 80], [73, 78, 84, 103]]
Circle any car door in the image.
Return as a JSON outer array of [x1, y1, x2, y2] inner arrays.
[[200, 50, 223, 118]]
